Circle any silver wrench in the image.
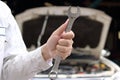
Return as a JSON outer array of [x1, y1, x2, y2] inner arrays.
[[48, 6, 80, 80]]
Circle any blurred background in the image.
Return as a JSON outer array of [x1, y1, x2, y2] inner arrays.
[[2, 0, 120, 65]]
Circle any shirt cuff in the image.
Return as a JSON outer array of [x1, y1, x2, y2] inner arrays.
[[32, 47, 53, 71]]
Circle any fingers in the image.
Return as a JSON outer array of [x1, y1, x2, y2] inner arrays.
[[54, 21, 74, 59], [56, 44, 73, 53], [56, 38, 74, 59], [61, 31, 75, 39], [56, 45, 72, 59], [58, 39, 73, 47]]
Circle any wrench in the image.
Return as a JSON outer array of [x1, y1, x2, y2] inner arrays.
[[48, 6, 80, 80]]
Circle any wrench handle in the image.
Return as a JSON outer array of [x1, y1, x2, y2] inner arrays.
[[51, 56, 62, 72], [65, 18, 75, 32], [48, 56, 62, 80]]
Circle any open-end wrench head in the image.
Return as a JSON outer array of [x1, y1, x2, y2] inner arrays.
[[68, 6, 80, 19], [49, 71, 58, 80]]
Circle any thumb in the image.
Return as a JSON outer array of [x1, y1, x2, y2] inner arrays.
[[53, 19, 69, 36]]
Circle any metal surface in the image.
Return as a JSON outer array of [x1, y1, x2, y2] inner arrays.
[[48, 6, 80, 80], [37, 11, 49, 47], [33, 77, 111, 80]]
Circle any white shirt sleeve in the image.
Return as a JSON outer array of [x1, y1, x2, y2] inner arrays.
[[0, 1, 52, 80], [2, 47, 52, 80]]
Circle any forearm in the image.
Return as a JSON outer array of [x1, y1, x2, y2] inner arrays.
[[2, 47, 52, 80]]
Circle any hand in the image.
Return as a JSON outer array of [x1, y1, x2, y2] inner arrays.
[[41, 19, 74, 61]]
